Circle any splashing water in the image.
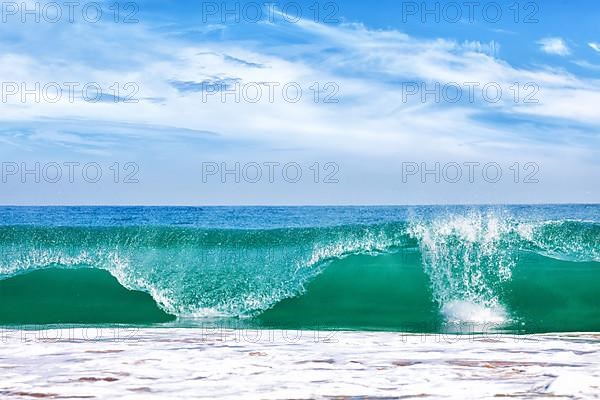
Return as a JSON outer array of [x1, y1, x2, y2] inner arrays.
[[1, 206, 599, 330], [408, 211, 522, 323]]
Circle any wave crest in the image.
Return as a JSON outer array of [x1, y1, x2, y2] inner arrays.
[[0, 214, 598, 320]]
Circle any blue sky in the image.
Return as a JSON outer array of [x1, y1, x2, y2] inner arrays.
[[0, 0, 599, 205]]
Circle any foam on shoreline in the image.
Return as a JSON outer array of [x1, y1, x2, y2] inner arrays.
[[1, 328, 599, 399]]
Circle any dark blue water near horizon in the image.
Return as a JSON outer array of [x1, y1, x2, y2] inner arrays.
[[0, 204, 598, 227]]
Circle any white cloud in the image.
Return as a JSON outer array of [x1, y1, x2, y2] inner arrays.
[[589, 42, 600, 53], [538, 37, 570, 56], [573, 60, 600, 71], [2, 17, 600, 155], [1, 11, 600, 204]]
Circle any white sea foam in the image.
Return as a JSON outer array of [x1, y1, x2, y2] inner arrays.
[[408, 211, 519, 319], [1, 328, 598, 399], [442, 300, 508, 324]]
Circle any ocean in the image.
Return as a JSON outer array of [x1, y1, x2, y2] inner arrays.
[[1, 205, 598, 333]]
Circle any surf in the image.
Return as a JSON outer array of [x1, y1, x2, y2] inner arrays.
[[0, 206, 598, 332]]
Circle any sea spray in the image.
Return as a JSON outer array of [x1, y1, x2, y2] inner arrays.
[[407, 211, 521, 323], [0, 206, 599, 331]]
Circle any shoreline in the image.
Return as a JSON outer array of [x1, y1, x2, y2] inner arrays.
[[1, 328, 599, 399]]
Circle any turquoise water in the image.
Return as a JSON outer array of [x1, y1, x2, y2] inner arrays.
[[0, 205, 598, 332]]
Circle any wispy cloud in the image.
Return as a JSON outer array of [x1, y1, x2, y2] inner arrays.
[[2, 13, 600, 156], [573, 60, 600, 71], [1, 2, 599, 203], [538, 37, 570, 56], [589, 42, 600, 53]]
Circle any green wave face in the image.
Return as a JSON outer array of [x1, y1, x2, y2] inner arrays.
[[257, 251, 442, 331], [0, 210, 599, 332], [0, 268, 174, 324], [258, 251, 600, 333]]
